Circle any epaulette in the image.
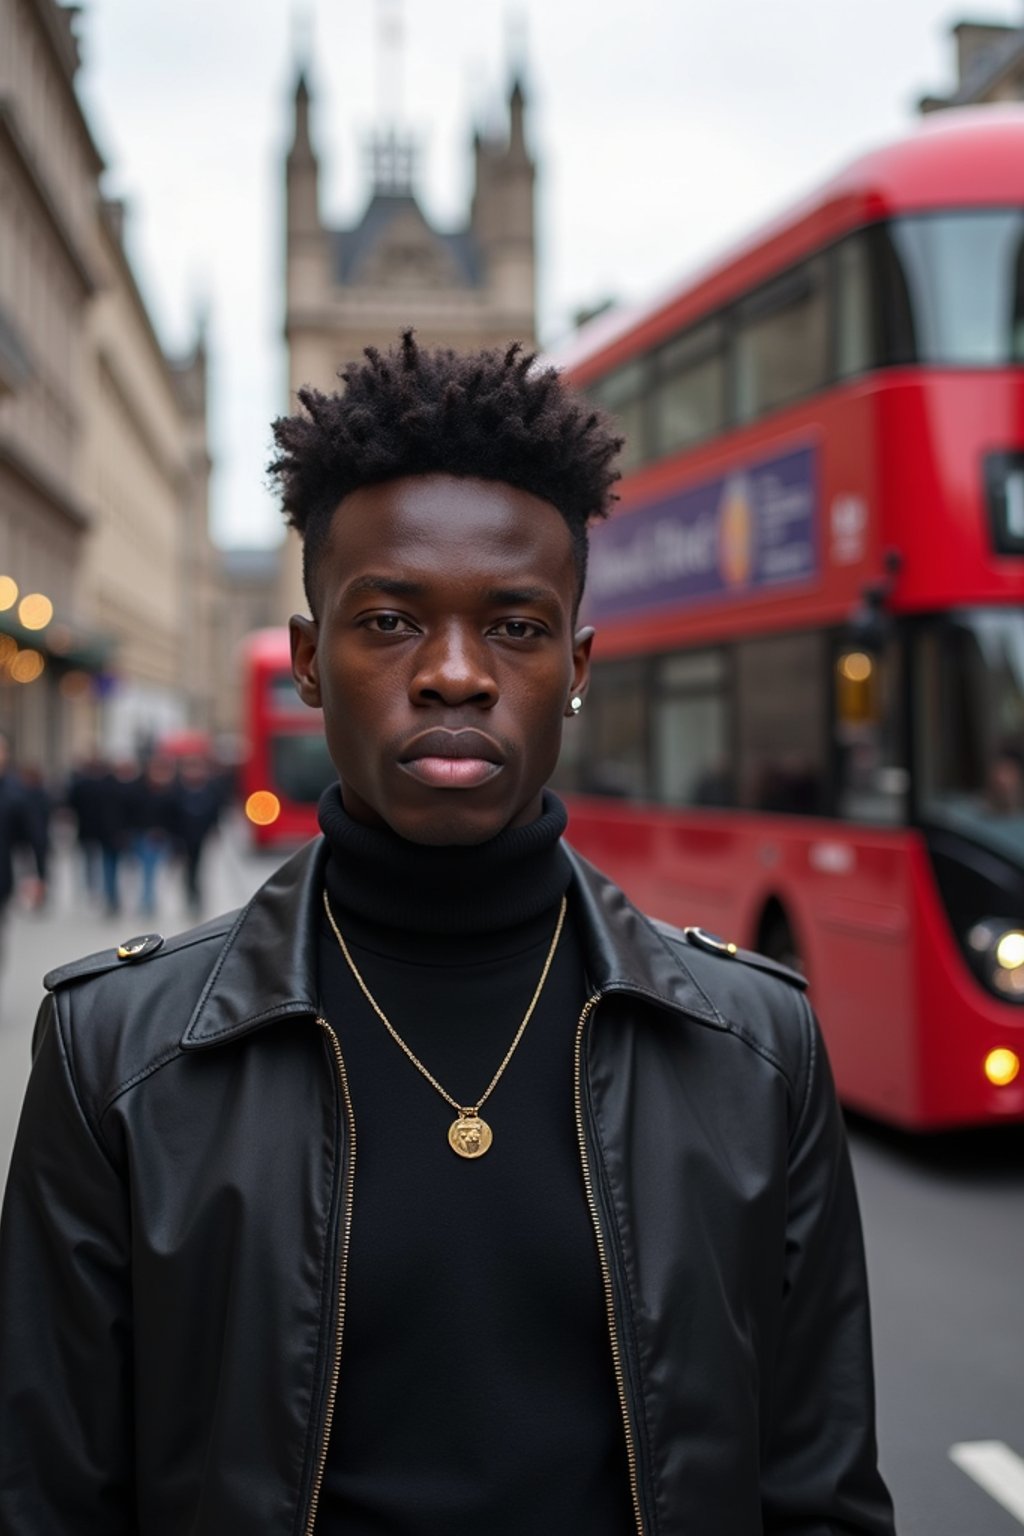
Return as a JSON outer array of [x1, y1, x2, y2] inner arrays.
[[44, 932, 164, 992], [683, 926, 807, 991]]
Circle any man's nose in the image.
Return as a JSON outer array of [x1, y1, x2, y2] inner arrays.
[[410, 625, 498, 708]]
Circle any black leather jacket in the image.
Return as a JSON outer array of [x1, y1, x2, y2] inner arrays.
[[0, 839, 895, 1535]]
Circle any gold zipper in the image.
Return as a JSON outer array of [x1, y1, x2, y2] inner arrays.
[[574, 995, 646, 1536], [304, 1017, 357, 1536]]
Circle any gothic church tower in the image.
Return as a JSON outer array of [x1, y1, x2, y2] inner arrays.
[[279, 59, 538, 614]]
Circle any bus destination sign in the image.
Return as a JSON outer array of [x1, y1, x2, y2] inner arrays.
[[586, 443, 819, 622]]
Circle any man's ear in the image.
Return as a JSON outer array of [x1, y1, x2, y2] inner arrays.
[[568, 625, 595, 712], [290, 615, 321, 709]]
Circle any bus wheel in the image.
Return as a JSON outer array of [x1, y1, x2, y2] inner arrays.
[[759, 909, 805, 977]]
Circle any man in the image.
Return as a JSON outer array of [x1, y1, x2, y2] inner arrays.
[[0, 335, 896, 1534]]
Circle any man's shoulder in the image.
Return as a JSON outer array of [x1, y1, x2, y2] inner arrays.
[[565, 842, 814, 1089], [43, 910, 238, 995], [649, 917, 807, 994], [645, 913, 814, 1088], [39, 909, 241, 1111]]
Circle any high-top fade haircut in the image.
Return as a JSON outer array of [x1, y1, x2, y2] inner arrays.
[[268, 330, 623, 617]]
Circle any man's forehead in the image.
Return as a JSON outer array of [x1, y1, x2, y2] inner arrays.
[[330, 474, 569, 545]]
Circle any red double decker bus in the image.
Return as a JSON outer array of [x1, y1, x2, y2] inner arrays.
[[239, 628, 334, 847], [555, 107, 1024, 1129]]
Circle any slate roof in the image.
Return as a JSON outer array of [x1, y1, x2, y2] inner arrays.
[[332, 194, 483, 288]]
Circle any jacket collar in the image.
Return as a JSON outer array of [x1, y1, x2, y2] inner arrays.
[[181, 836, 723, 1050]]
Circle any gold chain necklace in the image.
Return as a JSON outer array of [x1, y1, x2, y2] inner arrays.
[[322, 888, 567, 1159]]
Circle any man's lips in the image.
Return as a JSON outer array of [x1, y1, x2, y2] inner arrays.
[[398, 730, 505, 790]]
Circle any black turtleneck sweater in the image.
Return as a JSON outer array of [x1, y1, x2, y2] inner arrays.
[[315, 787, 634, 1534]]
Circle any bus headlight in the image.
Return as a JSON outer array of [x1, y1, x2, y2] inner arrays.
[[967, 919, 1024, 999], [984, 1048, 1021, 1087]]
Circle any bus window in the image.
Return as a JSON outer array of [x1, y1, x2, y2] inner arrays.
[[270, 733, 336, 806], [835, 639, 907, 824], [736, 632, 827, 814], [915, 610, 1024, 860], [835, 234, 878, 380], [653, 649, 733, 806], [886, 212, 1024, 365], [267, 674, 305, 715], [734, 257, 828, 422], [588, 361, 649, 473], [578, 657, 650, 799], [651, 321, 726, 455]]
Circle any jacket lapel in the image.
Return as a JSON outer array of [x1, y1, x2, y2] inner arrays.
[[180, 835, 723, 1051]]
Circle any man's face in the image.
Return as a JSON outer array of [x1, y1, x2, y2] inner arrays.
[[290, 474, 592, 846]]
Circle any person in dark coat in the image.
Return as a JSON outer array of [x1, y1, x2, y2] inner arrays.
[[67, 757, 107, 896], [0, 734, 35, 974], [94, 760, 140, 917], [132, 757, 178, 918], [0, 338, 896, 1534], [174, 757, 221, 916], [14, 766, 52, 908]]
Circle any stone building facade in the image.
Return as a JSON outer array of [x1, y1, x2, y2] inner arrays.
[[78, 198, 215, 758], [0, 0, 219, 770], [0, 0, 103, 766], [920, 16, 1024, 110], [279, 67, 537, 614]]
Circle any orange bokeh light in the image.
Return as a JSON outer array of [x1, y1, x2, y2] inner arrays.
[[245, 790, 281, 826]]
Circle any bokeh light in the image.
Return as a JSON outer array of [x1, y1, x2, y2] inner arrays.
[[0, 576, 18, 611], [18, 593, 53, 630], [10, 649, 45, 684], [245, 790, 281, 826], [984, 1048, 1021, 1087], [995, 931, 1024, 970]]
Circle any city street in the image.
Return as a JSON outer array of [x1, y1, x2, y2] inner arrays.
[[1, 820, 1022, 1535]]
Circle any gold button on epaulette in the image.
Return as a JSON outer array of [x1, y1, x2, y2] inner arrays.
[[684, 926, 738, 957], [116, 933, 164, 962]]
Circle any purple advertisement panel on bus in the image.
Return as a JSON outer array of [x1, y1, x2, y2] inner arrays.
[[585, 443, 819, 623]]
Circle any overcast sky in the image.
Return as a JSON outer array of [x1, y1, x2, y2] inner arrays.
[[75, 0, 1022, 549]]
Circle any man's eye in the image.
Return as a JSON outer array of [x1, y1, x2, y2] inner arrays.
[[367, 614, 407, 633], [493, 620, 543, 639]]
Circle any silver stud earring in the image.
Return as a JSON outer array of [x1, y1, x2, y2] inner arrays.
[[570, 695, 583, 716]]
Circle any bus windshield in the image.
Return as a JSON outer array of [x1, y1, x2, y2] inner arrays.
[[916, 608, 1024, 862], [888, 212, 1024, 365]]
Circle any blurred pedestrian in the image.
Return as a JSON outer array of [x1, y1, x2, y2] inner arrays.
[[175, 756, 221, 917], [132, 756, 178, 918], [67, 756, 106, 896], [0, 734, 34, 971], [14, 765, 51, 909], [95, 759, 138, 917]]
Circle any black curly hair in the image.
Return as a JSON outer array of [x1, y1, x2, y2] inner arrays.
[[268, 330, 623, 616]]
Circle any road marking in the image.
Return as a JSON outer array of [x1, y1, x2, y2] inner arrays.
[[950, 1442, 1024, 1525]]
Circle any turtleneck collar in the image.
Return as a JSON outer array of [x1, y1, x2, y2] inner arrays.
[[317, 783, 572, 940]]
